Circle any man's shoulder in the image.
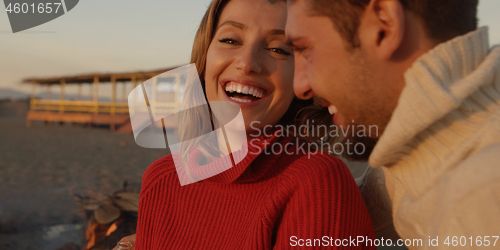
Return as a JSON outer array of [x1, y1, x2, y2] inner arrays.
[[461, 143, 500, 166], [454, 142, 500, 178], [428, 143, 500, 237], [437, 142, 500, 200]]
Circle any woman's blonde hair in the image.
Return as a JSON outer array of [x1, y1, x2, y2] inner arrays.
[[179, 0, 338, 175]]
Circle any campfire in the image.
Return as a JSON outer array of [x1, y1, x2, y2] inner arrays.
[[75, 182, 139, 250]]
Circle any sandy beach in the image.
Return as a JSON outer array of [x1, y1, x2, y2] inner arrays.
[[0, 100, 167, 250], [0, 99, 368, 250]]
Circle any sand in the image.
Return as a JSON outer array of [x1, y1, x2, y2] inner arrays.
[[0, 100, 167, 250], [0, 100, 368, 250]]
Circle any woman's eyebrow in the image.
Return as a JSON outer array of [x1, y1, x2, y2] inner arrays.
[[217, 20, 246, 30], [217, 20, 284, 37]]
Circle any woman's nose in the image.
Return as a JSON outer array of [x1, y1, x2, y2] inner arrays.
[[293, 56, 314, 100], [235, 46, 263, 74]]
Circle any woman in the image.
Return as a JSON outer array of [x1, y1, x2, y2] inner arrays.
[[116, 0, 375, 249]]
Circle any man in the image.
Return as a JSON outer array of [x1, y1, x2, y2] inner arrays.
[[285, 0, 500, 249]]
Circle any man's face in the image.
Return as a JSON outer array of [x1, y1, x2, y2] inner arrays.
[[286, 0, 397, 160]]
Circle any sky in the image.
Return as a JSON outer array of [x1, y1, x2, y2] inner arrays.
[[0, 0, 499, 97]]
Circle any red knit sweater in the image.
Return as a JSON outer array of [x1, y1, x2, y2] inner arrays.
[[136, 130, 375, 249]]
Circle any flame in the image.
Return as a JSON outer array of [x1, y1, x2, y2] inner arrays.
[[84, 218, 123, 249], [85, 223, 98, 249], [105, 221, 119, 236]]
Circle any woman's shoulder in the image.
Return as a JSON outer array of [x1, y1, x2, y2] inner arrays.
[[141, 152, 180, 193], [270, 152, 375, 245], [278, 152, 356, 191], [286, 152, 351, 177], [270, 152, 370, 228]]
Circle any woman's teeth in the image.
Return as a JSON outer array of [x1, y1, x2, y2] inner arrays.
[[328, 105, 337, 115], [224, 82, 265, 102]]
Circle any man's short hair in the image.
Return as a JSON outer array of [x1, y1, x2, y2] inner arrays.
[[306, 0, 479, 48]]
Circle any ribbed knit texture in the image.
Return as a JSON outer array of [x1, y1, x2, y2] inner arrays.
[[136, 130, 375, 249], [365, 27, 500, 249]]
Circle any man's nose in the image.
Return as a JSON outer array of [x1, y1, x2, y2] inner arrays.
[[293, 56, 314, 100], [235, 46, 263, 74]]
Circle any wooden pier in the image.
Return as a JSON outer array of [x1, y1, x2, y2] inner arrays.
[[23, 67, 182, 132]]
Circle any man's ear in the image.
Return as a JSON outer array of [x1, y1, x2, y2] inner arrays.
[[358, 0, 405, 60]]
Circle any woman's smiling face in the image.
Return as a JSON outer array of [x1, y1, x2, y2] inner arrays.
[[205, 0, 294, 131]]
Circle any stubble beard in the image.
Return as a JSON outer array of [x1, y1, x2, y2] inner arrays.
[[337, 49, 387, 162]]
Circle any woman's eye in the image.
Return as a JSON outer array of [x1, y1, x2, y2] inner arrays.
[[268, 47, 291, 56], [219, 38, 237, 44]]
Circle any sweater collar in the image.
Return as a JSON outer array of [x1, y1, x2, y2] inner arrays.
[[187, 128, 291, 184], [369, 27, 500, 198]]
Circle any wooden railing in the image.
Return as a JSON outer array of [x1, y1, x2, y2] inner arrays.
[[30, 99, 181, 115], [30, 99, 129, 114]]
